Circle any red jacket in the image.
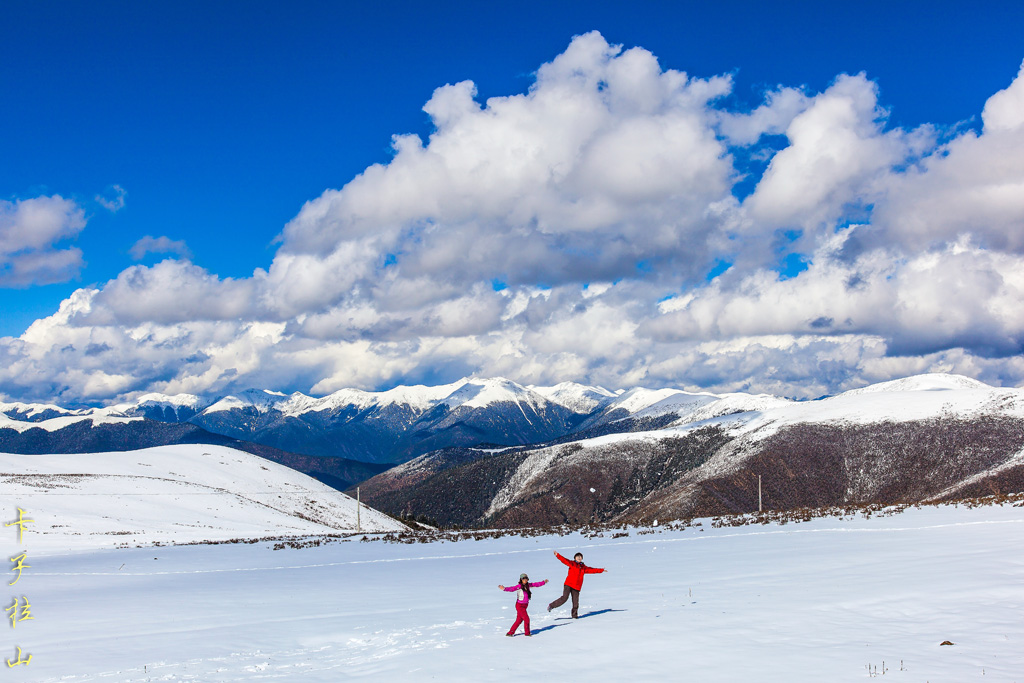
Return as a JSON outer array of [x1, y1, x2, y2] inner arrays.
[[556, 552, 604, 590]]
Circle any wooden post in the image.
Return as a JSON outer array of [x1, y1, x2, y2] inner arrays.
[[758, 475, 762, 513], [357, 486, 361, 533]]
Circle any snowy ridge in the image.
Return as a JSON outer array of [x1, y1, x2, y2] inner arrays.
[[0, 444, 405, 554], [841, 373, 991, 395], [204, 389, 290, 414], [623, 390, 720, 421], [4, 372, 1021, 470], [131, 392, 207, 409], [240, 381, 468, 418], [733, 375, 1024, 443], [0, 400, 78, 419], [440, 377, 549, 411], [276, 390, 335, 416], [667, 392, 793, 427], [604, 387, 688, 415], [0, 410, 142, 433], [563, 373, 1024, 451], [529, 381, 616, 414], [374, 381, 468, 409]]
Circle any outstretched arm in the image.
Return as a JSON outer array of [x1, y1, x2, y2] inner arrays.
[[500, 585, 518, 591], [584, 566, 605, 574], [553, 551, 571, 567], [529, 580, 548, 587]]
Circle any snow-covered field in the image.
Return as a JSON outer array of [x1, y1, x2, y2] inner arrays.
[[4, 502, 1022, 681], [0, 445, 403, 554]]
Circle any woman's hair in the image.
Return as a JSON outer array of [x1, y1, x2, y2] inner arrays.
[[520, 575, 531, 598]]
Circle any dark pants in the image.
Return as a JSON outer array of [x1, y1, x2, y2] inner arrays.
[[548, 584, 580, 617]]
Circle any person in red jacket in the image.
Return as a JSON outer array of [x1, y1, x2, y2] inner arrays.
[[547, 550, 606, 618]]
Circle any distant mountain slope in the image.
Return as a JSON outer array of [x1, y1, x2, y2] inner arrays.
[[357, 374, 1024, 527], [0, 414, 387, 491], [0, 444, 405, 553]]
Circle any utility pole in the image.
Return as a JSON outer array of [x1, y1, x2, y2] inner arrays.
[[357, 486, 361, 533]]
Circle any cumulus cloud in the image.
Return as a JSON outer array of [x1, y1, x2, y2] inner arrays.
[[129, 235, 193, 261], [742, 74, 909, 236], [863, 60, 1024, 254], [645, 230, 1024, 358], [276, 30, 735, 297], [2, 33, 1023, 403], [717, 86, 811, 146], [81, 260, 255, 325], [0, 195, 86, 287]]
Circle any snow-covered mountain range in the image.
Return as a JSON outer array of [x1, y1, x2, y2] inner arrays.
[[357, 374, 1024, 527], [2, 377, 783, 465], [5, 373, 1024, 527]]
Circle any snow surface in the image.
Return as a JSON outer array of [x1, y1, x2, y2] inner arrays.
[[603, 386, 688, 415], [529, 382, 615, 414], [730, 374, 1024, 442], [0, 401, 77, 419], [0, 445, 404, 553], [204, 389, 289, 414], [0, 410, 142, 433], [4, 503, 1022, 681], [565, 372, 1024, 453], [842, 373, 992, 395], [129, 393, 207, 409], [441, 377, 549, 411]]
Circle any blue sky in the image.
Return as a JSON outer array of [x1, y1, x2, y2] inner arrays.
[[2, 1, 1024, 403]]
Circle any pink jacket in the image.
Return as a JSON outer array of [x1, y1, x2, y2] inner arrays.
[[503, 580, 548, 604]]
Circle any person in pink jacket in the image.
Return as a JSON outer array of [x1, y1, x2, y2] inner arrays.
[[498, 573, 548, 637]]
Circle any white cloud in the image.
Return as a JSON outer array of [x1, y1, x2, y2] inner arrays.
[[742, 74, 909, 235], [129, 235, 192, 261], [96, 185, 127, 213], [277, 30, 735, 294], [643, 230, 1024, 358], [717, 86, 811, 146], [0, 195, 86, 287], [982, 60, 1024, 133], [81, 260, 256, 325], [2, 33, 1023, 403], [864, 61, 1024, 254]]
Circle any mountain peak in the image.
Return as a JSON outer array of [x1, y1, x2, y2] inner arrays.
[[205, 389, 289, 414], [842, 373, 993, 397], [441, 377, 546, 410], [529, 381, 616, 414]]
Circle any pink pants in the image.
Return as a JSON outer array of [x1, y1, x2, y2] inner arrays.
[[507, 602, 530, 635]]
